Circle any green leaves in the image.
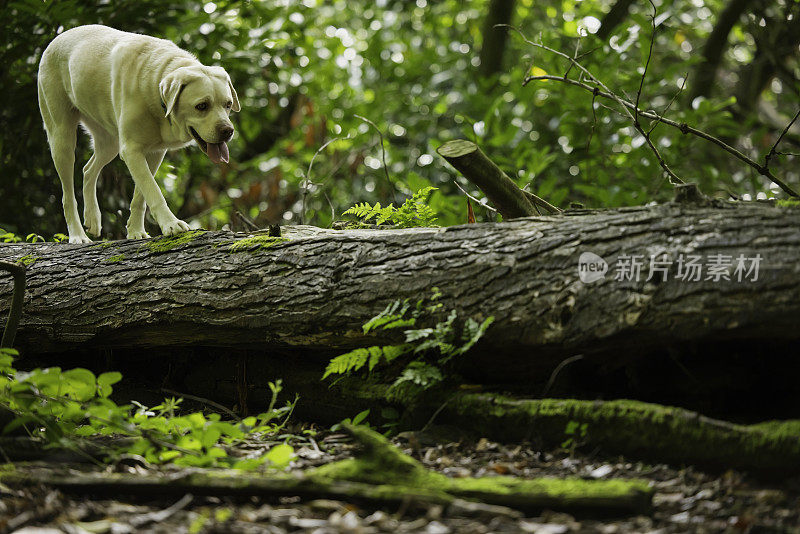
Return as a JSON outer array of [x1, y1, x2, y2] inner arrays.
[[61, 368, 97, 401], [264, 443, 295, 469], [323, 288, 494, 399], [0, 351, 295, 470], [343, 187, 439, 228], [97, 372, 122, 398]]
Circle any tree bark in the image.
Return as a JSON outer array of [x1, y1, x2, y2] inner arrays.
[[0, 260, 25, 348], [437, 140, 559, 218], [1, 203, 799, 359]]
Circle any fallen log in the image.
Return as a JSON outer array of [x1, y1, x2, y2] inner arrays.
[[1, 202, 799, 361], [0, 425, 653, 515]]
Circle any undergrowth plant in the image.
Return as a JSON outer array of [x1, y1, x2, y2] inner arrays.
[[323, 288, 494, 399], [0, 228, 68, 243], [342, 186, 438, 228], [0, 348, 295, 470]]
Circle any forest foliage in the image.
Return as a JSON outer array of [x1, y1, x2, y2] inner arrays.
[[2, 0, 799, 238]]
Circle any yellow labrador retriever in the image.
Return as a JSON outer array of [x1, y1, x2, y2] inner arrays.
[[38, 25, 240, 243]]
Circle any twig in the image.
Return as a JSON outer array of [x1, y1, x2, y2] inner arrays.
[[129, 494, 194, 527], [764, 108, 800, 170], [323, 190, 336, 228], [634, 0, 658, 126], [0, 260, 26, 348], [421, 397, 452, 433], [541, 355, 584, 397], [500, 24, 685, 186], [523, 74, 800, 197], [648, 73, 688, 136], [355, 115, 400, 200], [585, 90, 599, 182], [301, 134, 353, 224], [161, 388, 240, 420], [452, 180, 499, 213]]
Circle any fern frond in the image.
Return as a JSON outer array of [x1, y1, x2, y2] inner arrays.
[[322, 347, 373, 379]]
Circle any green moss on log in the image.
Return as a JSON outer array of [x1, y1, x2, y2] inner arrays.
[[312, 424, 652, 513], [229, 235, 290, 253], [145, 230, 206, 253], [443, 395, 800, 476]]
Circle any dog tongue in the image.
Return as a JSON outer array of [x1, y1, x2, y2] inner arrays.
[[206, 142, 229, 164]]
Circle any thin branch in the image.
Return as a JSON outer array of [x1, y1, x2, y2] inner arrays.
[[523, 74, 800, 197], [500, 24, 685, 186], [563, 35, 583, 79], [764, 108, 800, 170], [585, 90, 599, 182], [452, 180, 499, 213], [301, 134, 353, 225], [648, 73, 688, 136], [161, 388, 241, 421], [354, 115, 400, 200], [634, 0, 658, 126], [323, 191, 336, 228], [541, 355, 584, 397]]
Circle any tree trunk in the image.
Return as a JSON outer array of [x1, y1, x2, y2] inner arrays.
[[688, 0, 754, 102], [1, 203, 799, 360], [595, 0, 636, 41], [479, 0, 516, 78]]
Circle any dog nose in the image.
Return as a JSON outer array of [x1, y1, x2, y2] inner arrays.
[[219, 126, 234, 142]]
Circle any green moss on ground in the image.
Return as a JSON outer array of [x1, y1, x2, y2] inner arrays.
[[312, 424, 652, 513], [104, 254, 125, 263], [229, 235, 289, 253], [145, 230, 206, 253], [776, 198, 800, 208]]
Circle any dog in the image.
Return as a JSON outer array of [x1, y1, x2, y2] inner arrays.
[[38, 25, 240, 243]]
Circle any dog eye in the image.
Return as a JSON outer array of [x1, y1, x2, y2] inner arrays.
[[226, 101, 232, 109], [195, 102, 208, 111]]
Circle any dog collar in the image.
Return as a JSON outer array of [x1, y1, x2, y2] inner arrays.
[[160, 99, 172, 125]]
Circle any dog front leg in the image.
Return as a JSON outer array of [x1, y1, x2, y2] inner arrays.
[[126, 151, 167, 239], [120, 146, 190, 237]]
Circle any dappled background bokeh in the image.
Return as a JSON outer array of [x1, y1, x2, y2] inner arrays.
[[2, 0, 799, 238]]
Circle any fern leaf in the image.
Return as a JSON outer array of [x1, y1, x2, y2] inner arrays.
[[322, 347, 372, 379]]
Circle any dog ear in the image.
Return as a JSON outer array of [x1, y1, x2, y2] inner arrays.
[[207, 66, 240, 112], [159, 68, 194, 118], [227, 77, 241, 112]]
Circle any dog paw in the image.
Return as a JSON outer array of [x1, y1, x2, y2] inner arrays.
[[126, 229, 151, 240], [83, 209, 102, 237], [160, 218, 191, 236], [69, 234, 92, 244]]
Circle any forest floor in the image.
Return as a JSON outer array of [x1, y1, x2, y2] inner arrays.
[[2, 426, 799, 534]]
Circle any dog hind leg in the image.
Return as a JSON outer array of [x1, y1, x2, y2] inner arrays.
[[38, 78, 90, 244], [81, 123, 118, 237]]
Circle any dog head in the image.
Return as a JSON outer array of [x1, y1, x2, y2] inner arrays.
[[159, 65, 240, 164]]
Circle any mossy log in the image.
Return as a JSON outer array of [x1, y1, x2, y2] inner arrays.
[[300, 381, 800, 478], [1, 202, 799, 364], [423, 394, 800, 478], [0, 425, 652, 515]]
